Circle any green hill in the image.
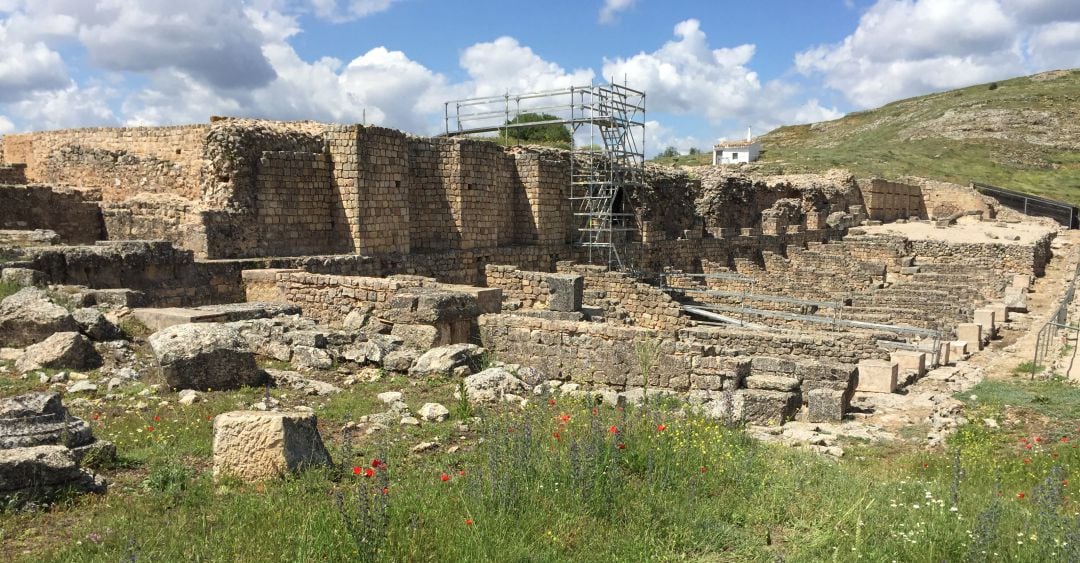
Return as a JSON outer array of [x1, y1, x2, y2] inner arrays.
[[654, 69, 1080, 206]]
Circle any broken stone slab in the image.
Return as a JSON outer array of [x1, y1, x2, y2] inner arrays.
[[267, 369, 341, 396], [856, 360, 898, 394], [383, 291, 480, 325], [383, 349, 419, 373], [149, 323, 265, 391], [0, 445, 107, 505], [212, 411, 332, 481], [193, 302, 302, 323], [742, 390, 800, 426], [544, 274, 583, 312], [0, 288, 79, 347], [409, 344, 485, 378], [72, 308, 121, 341], [133, 307, 231, 332], [342, 334, 403, 365], [290, 345, 333, 371], [178, 389, 203, 406], [807, 388, 846, 423], [1003, 287, 1028, 312], [0, 392, 114, 467], [459, 367, 528, 404], [15, 332, 102, 372]]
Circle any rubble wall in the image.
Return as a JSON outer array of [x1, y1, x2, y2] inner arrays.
[[2, 125, 210, 201], [0, 164, 27, 184]]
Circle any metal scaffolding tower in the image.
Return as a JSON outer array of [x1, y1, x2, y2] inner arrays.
[[443, 82, 646, 270]]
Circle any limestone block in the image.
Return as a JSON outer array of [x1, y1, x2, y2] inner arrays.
[[856, 360, 898, 393], [807, 388, 846, 423], [409, 344, 485, 377], [0, 288, 79, 347], [745, 374, 800, 392], [391, 323, 441, 349], [973, 309, 996, 338], [741, 390, 800, 425], [890, 350, 926, 379], [149, 323, 265, 391], [988, 303, 1008, 324], [0, 445, 106, 503], [15, 332, 101, 372], [545, 274, 583, 312], [212, 411, 332, 481], [0, 268, 46, 288], [956, 323, 983, 351], [949, 341, 968, 359]]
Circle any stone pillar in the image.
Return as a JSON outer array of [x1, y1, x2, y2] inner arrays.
[[856, 359, 898, 393], [957, 324, 982, 351]]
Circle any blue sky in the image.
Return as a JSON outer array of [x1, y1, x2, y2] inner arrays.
[[0, 0, 1077, 154]]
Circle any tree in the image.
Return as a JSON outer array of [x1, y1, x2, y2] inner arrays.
[[503, 113, 571, 144], [660, 146, 679, 158], [687, 147, 701, 156]]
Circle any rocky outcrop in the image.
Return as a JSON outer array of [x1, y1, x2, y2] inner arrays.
[[460, 367, 529, 404], [149, 323, 265, 390]]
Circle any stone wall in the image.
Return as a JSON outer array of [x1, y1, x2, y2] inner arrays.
[[2, 125, 210, 201], [557, 263, 689, 330], [100, 194, 206, 252], [679, 326, 892, 364], [484, 265, 553, 310], [859, 179, 925, 222], [0, 185, 104, 244], [0, 164, 27, 184], [908, 234, 1054, 277], [253, 151, 348, 256]]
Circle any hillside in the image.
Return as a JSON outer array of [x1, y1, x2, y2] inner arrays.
[[655, 69, 1080, 206]]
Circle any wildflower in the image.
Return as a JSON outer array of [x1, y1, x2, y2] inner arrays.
[[207, 415, 213, 421], [609, 425, 618, 434], [553, 431, 560, 440], [1024, 458, 1032, 464], [382, 487, 389, 495], [700, 466, 707, 473], [1017, 492, 1026, 500], [459, 470, 466, 476], [591, 408, 598, 416], [92, 413, 100, 421], [1026, 444, 1033, 450], [465, 519, 474, 526], [922, 463, 929, 469], [657, 424, 667, 433], [372, 458, 384, 469], [617, 443, 626, 450], [147, 426, 154, 432], [352, 466, 363, 476], [153, 415, 161, 422], [559, 414, 571, 424], [441, 473, 450, 482], [364, 468, 375, 478], [1063, 436, 1070, 443], [1036, 437, 1043, 443]]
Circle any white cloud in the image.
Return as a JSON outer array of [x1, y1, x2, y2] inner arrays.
[[797, 0, 1080, 108], [307, 0, 401, 22], [0, 38, 69, 102], [459, 37, 595, 97], [599, 0, 635, 24], [9, 83, 117, 130], [0, 115, 14, 134]]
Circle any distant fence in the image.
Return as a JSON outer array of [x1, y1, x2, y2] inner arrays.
[[1032, 258, 1080, 377], [972, 182, 1078, 229]]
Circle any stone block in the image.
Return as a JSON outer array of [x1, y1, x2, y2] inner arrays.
[[949, 341, 968, 359], [545, 274, 583, 312], [988, 303, 1008, 324], [212, 411, 332, 481], [391, 323, 440, 349], [741, 390, 800, 426], [890, 350, 926, 379], [973, 309, 996, 338], [856, 360, 898, 393], [957, 323, 983, 350], [807, 388, 846, 423], [745, 374, 800, 392], [133, 307, 230, 332], [1011, 274, 1031, 289]]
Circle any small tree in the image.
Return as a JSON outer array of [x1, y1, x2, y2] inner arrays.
[[503, 113, 571, 144], [687, 147, 700, 156], [660, 146, 679, 158]]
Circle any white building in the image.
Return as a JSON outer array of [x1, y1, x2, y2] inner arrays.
[[712, 127, 761, 165]]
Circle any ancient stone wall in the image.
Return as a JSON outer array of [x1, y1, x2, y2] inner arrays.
[[254, 151, 348, 256], [100, 195, 204, 251], [262, 271, 428, 325], [556, 263, 688, 330], [679, 326, 892, 363], [0, 164, 27, 184], [0, 185, 104, 244], [913, 178, 996, 219], [859, 179, 926, 222], [484, 265, 553, 310], [2, 125, 210, 201], [908, 234, 1054, 277]]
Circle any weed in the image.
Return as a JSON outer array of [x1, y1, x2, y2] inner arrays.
[[117, 318, 151, 341], [0, 280, 21, 301]]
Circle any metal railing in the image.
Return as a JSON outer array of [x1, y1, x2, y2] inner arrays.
[[973, 182, 1078, 229], [1032, 258, 1080, 376]]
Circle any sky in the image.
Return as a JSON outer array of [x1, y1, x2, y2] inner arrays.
[[0, 0, 1078, 155]]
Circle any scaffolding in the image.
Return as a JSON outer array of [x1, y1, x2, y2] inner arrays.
[[443, 82, 646, 270]]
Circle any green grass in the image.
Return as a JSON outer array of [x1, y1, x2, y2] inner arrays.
[[0, 281, 21, 301], [3, 376, 1080, 561]]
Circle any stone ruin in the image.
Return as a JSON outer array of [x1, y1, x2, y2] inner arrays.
[[0, 116, 1067, 484]]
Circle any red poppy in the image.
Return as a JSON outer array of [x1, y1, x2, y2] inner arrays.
[[153, 415, 161, 422], [1036, 437, 1043, 443], [1017, 492, 1026, 499], [617, 443, 626, 450], [465, 519, 474, 526], [922, 463, 928, 468], [560, 414, 571, 423], [553, 432, 560, 440], [1026, 445, 1032, 450], [1024, 458, 1032, 464], [657, 424, 667, 433], [608, 425, 618, 434], [548, 399, 556, 407], [700, 466, 707, 473], [371, 458, 384, 469], [206, 415, 213, 421], [459, 470, 465, 476], [92, 413, 100, 421], [146, 426, 154, 432], [364, 468, 375, 478], [441, 473, 450, 482], [1063, 436, 1070, 443], [591, 408, 598, 416], [352, 466, 362, 475], [382, 487, 389, 495]]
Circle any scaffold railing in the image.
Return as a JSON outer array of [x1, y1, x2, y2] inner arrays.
[[443, 82, 646, 270]]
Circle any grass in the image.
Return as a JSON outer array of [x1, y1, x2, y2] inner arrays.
[[3, 374, 1080, 561], [0, 281, 21, 301]]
